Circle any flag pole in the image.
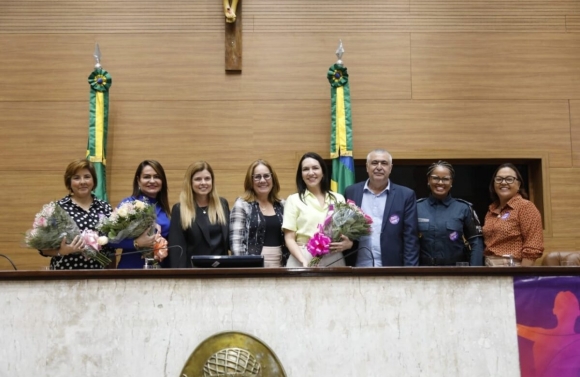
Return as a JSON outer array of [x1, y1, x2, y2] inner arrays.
[[86, 43, 112, 202], [328, 40, 355, 195]]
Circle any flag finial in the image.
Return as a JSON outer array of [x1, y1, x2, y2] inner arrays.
[[335, 40, 344, 66], [93, 43, 102, 69]]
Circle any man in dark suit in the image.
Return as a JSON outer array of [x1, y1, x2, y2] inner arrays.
[[344, 149, 419, 266]]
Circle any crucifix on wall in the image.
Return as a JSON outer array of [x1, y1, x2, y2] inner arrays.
[[223, 0, 242, 71]]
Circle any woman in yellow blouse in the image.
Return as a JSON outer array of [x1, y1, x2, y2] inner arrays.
[[282, 152, 353, 267]]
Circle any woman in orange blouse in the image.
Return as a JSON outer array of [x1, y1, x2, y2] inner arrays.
[[482, 163, 544, 266]]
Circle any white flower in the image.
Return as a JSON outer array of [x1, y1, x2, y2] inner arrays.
[[134, 200, 146, 210], [117, 207, 128, 217], [97, 236, 109, 246]]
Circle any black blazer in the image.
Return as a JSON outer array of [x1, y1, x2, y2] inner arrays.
[[168, 197, 230, 268], [344, 181, 419, 266]]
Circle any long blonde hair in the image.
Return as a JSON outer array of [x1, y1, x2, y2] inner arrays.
[[179, 161, 227, 229]]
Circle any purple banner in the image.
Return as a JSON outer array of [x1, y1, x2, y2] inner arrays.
[[514, 276, 580, 377]]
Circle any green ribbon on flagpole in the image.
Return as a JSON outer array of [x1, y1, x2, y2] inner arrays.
[[87, 68, 112, 202], [328, 63, 355, 195]]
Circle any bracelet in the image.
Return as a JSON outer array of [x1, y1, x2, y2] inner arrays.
[[134, 240, 140, 249]]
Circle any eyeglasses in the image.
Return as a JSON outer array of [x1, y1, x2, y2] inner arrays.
[[494, 176, 518, 184], [252, 173, 272, 182], [429, 176, 451, 184]]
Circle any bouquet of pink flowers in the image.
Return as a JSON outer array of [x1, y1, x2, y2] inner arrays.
[[24, 202, 111, 266], [98, 199, 156, 242], [306, 200, 372, 266]]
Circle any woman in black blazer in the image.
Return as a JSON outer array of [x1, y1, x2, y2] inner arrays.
[[168, 161, 230, 268]]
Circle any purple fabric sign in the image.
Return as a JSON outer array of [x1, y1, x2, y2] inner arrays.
[[514, 276, 580, 377]]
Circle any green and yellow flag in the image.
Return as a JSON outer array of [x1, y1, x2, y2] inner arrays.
[[86, 45, 112, 201], [328, 43, 355, 195]]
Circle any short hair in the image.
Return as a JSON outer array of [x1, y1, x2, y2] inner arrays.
[[295, 152, 336, 203], [366, 149, 392, 164], [242, 159, 281, 203], [427, 161, 455, 179], [489, 163, 529, 203], [64, 159, 97, 192], [132, 160, 171, 216]]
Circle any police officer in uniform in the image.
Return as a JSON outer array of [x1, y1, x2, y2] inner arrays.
[[417, 161, 484, 266]]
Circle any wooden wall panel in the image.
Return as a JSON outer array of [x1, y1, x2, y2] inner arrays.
[[351, 100, 572, 167], [0, 102, 89, 170], [251, 15, 565, 33], [549, 169, 580, 239], [410, 1, 580, 16], [0, 1, 224, 33], [571, 100, 580, 166], [412, 33, 580, 100], [0, 0, 570, 33], [243, 33, 411, 100], [568, 16, 580, 31], [0, 33, 411, 102]]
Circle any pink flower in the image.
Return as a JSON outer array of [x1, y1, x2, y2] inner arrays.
[[306, 230, 331, 258], [81, 229, 101, 251], [364, 214, 373, 224], [347, 199, 357, 206], [33, 217, 47, 228]]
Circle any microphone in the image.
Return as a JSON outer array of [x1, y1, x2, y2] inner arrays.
[[0, 254, 17, 270], [326, 246, 375, 267]]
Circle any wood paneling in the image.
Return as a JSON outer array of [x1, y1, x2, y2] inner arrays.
[[351, 100, 572, 168], [0, 33, 411, 102], [568, 16, 580, 31], [571, 100, 580, 166], [412, 33, 580, 100], [0, 0, 570, 33], [0, 1, 224, 33], [0, 102, 88, 170], [411, 1, 580, 16], [549, 169, 580, 239], [252, 16, 565, 33]]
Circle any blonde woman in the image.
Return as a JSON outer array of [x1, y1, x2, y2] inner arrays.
[[168, 161, 230, 268]]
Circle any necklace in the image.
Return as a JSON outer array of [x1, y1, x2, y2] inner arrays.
[[200, 206, 208, 214]]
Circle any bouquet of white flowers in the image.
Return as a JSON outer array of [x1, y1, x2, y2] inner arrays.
[[24, 202, 111, 266], [98, 199, 156, 242]]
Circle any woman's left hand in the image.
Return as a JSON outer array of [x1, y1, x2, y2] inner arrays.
[[329, 235, 353, 254]]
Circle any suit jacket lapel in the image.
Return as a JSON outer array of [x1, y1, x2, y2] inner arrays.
[[355, 183, 364, 207], [195, 216, 211, 246], [382, 185, 395, 232]]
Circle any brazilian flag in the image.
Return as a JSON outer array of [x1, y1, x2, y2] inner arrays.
[[328, 63, 355, 195], [86, 67, 112, 202]]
